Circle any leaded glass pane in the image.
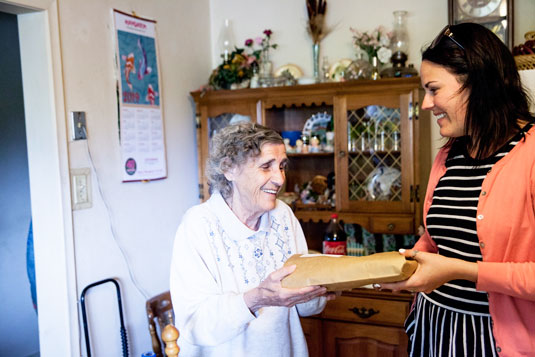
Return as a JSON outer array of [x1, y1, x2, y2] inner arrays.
[[347, 105, 402, 201]]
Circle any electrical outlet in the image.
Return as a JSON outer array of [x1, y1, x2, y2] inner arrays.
[[71, 111, 87, 140], [71, 168, 92, 210]]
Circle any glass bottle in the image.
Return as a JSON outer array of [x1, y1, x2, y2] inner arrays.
[[259, 49, 273, 81], [392, 130, 401, 151], [323, 213, 347, 255], [371, 56, 381, 80], [322, 56, 331, 82]]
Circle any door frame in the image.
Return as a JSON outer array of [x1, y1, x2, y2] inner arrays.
[[1, 0, 79, 355]]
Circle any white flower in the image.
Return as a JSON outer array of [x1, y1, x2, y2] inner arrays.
[[380, 35, 391, 47], [377, 47, 392, 64]]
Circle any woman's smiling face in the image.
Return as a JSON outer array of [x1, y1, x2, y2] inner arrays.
[[225, 143, 288, 222], [421, 60, 469, 138]]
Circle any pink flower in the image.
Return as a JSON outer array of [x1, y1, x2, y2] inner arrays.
[[246, 55, 256, 65], [255, 37, 263, 45], [263, 29, 272, 37], [245, 38, 253, 47]]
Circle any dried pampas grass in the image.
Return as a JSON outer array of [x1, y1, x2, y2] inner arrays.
[[306, 0, 331, 44]]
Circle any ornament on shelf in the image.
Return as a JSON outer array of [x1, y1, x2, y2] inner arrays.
[[380, 10, 418, 78]]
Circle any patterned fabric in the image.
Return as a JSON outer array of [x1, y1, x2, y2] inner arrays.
[[170, 192, 326, 357], [405, 294, 496, 357], [406, 126, 532, 356]]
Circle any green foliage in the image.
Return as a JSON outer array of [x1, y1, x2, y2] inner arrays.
[[209, 48, 255, 90]]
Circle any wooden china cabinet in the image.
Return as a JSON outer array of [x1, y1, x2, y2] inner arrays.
[[191, 77, 429, 356]]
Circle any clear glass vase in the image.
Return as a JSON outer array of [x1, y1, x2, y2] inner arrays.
[[313, 42, 320, 82], [259, 50, 273, 80]]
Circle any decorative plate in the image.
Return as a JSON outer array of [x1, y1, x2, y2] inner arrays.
[[302, 112, 332, 137], [364, 166, 401, 200], [274, 64, 304, 79], [328, 58, 352, 82]]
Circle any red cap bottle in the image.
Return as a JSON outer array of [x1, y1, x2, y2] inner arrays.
[[322, 213, 347, 255]]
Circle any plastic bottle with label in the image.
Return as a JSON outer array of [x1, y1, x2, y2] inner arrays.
[[322, 213, 347, 255]]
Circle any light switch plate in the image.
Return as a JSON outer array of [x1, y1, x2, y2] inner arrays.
[[71, 168, 92, 210], [71, 111, 87, 140]]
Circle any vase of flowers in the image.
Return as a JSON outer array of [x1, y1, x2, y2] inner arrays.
[[208, 48, 256, 90], [350, 26, 393, 67], [246, 29, 278, 80]]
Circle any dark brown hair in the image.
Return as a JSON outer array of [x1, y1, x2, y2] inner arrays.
[[422, 23, 534, 159]]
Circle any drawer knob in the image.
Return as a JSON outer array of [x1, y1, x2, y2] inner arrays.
[[387, 223, 395, 231], [348, 307, 380, 319]]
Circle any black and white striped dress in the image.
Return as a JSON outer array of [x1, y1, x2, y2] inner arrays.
[[405, 125, 532, 356]]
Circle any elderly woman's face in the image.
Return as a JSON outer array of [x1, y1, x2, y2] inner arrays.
[[226, 143, 288, 216]]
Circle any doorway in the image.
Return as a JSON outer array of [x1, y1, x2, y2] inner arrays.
[[0, 1, 79, 355], [0, 10, 39, 356]]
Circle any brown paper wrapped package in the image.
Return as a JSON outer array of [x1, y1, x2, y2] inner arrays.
[[281, 251, 418, 291]]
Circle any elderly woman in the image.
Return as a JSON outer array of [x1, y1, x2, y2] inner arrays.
[[170, 122, 330, 356]]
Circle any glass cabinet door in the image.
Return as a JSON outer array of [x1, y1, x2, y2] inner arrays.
[[335, 92, 415, 213]]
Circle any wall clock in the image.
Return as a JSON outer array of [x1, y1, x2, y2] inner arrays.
[[448, 0, 513, 49]]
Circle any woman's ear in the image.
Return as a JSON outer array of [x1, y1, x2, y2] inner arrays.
[[221, 158, 236, 181], [223, 169, 235, 182]]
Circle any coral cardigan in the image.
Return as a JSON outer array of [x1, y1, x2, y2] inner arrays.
[[414, 126, 535, 356]]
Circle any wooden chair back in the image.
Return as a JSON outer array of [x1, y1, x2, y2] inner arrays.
[[146, 291, 174, 356], [162, 324, 180, 357]]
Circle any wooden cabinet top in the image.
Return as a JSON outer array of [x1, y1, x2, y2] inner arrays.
[[190, 77, 421, 106]]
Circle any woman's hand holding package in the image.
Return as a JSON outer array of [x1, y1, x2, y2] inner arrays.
[[244, 264, 328, 313], [378, 249, 478, 294]]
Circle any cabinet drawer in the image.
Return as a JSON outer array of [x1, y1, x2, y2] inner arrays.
[[370, 216, 413, 234], [322, 295, 410, 326]]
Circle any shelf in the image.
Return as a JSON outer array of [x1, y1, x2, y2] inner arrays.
[[348, 150, 400, 155], [287, 152, 334, 157]]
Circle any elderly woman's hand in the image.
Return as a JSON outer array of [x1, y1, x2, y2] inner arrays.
[[244, 264, 328, 313], [378, 249, 478, 294]]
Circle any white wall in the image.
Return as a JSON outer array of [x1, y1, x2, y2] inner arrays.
[[209, 0, 535, 157], [210, 0, 447, 78], [209, 0, 450, 155], [56, 1, 534, 355], [3, 0, 533, 355], [57, 0, 210, 355]]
